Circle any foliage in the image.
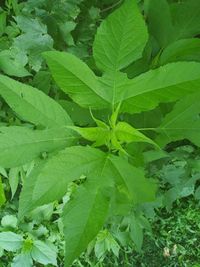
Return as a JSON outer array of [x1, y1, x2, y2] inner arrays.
[[0, 0, 200, 266]]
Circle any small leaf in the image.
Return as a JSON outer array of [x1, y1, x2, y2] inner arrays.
[[0, 232, 23, 251], [11, 253, 33, 267], [31, 240, 57, 266], [1, 215, 18, 229]]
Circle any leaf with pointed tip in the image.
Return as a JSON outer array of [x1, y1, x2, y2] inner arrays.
[[43, 51, 110, 109], [12, 253, 33, 267], [19, 146, 156, 218], [63, 185, 110, 267], [145, 0, 174, 48], [156, 92, 200, 147], [115, 121, 159, 148], [159, 38, 200, 65], [93, 0, 148, 72], [120, 62, 200, 113], [19, 146, 106, 218], [0, 126, 75, 168], [0, 74, 72, 127], [68, 126, 110, 147]]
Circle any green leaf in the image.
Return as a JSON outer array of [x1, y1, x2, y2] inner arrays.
[[0, 74, 72, 127], [0, 126, 75, 168], [159, 38, 200, 65], [0, 232, 23, 251], [171, 0, 200, 39], [93, 0, 148, 72], [145, 0, 174, 48], [109, 155, 157, 204], [31, 240, 57, 266], [68, 125, 110, 147], [130, 214, 143, 252], [1, 215, 18, 229], [43, 51, 109, 109], [120, 62, 200, 113], [0, 50, 30, 77], [156, 92, 200, 147], [63, 185, 109, 267], [0, 176, 6, 206], [115, 121, 159, 148], [9, 167, 21, 199], [0, 11, 6, 37], [11, 253, 33, 267], [19, 146, 156, 218], [19, 146, 106, 218]]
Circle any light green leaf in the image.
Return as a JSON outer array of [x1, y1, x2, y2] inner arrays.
[[115, 121, 159, 148], [63, 185, 109, 267], [68, 125, 110, 147], [0, 232, 23, 251], [11, 253, 33, 267], [31, 240, 57, 266], [93, 0, 148, 72], [0, 126, 75, 168], [156, 92, 200, 147], [0, 74, 72, 127], [0, 50, 30, 77], [1, 215, 18, 229], [159, 38, 200, 65], [120, 62, 200, 113], [43, 51, 109, 109]]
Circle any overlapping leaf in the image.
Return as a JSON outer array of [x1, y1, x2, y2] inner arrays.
[[0, 126, 75, 168], [93, 0, 148, 72], [0, 74, 72, 127], [156, 92, 200, 147]]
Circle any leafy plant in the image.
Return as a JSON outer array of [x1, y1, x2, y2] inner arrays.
[[1, 0, 200, 266]]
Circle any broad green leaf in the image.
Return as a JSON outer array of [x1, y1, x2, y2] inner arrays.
[[63, 185, 109, 267], [171, 0, 200, 39], [159, 38, 200, 65], [0, 126, 75, 168], [68, 126, 110, 147], [0, 74, 72, 127], [43, 51, 109, 109], [0, 50, 30, 77], [0, 176, 6, 206], [0, 232, 23, 251], [31, 240, 57, 266], [19, 146, 106, 218], [19, 146, 156, 218], [120, 62, 200, 113], [11, 253, 33, 267], [93, 0, 148, 72], [109, 155, 157, 204], [156, 92, 200, 147], [115, 121, 159, 148], [145, 0, 174, 48]]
